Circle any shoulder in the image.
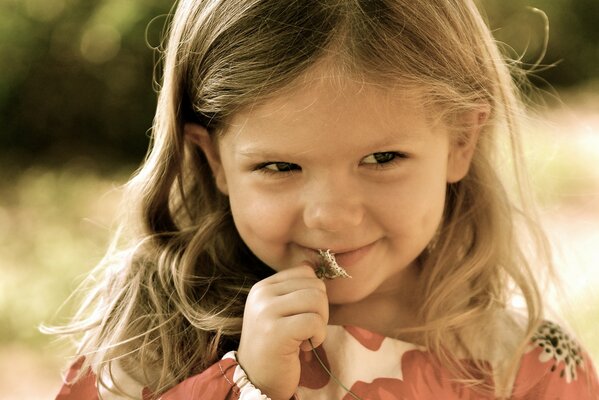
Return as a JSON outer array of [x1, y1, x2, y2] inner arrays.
[[511, 320, 599, 399], [54, 358, 152, 400], [55, 355, 241, 400]]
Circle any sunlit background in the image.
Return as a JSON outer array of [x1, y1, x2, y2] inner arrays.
[[0, 0, 597, 398]]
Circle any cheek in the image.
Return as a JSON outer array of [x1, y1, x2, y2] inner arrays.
[[379, 171, 446, 239], [415, 175, 447, 241], [227, 181, 297, 255], [419, 187, 445, 234]]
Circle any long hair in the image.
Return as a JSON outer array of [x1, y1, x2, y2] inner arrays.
[[49, 0, 552, 397]]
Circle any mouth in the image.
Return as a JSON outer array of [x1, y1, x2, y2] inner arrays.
[[300, 241, 377, 270]]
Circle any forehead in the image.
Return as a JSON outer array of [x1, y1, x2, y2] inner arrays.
[[220, 66, 440, 148]]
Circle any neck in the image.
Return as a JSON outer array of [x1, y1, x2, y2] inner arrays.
[[328, 262, 423, 343]]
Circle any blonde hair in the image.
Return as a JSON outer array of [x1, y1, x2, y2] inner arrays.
[[51, 0, 553, 397]]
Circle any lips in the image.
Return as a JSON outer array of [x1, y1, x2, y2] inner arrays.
[[301, 241, 377, 269], [332, 242, 376, 268]]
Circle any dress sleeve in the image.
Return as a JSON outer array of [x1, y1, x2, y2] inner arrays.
[[54, 358, 99, 400], [55, 352, 274, 400], [511, 321, 599, 399], [160, 351, 272, 400]]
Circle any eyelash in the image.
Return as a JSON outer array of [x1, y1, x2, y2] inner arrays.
[[361, 151, 408, 169], [254, 151, 408, 175], [254, 161, 301, 175]]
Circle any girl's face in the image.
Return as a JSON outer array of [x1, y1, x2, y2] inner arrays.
[[192, 71, 479, 305]]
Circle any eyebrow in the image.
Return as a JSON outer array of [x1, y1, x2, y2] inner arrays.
[[236, 134, 420, 159], [237, 148, 305, 159]]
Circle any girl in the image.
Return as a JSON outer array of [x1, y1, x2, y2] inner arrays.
[[52, 0, 598, 399]]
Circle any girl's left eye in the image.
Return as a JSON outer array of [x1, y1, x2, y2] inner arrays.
[[255, 162, 301, 174], [360, 152, 406, 167]]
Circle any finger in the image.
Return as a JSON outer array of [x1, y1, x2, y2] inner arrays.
[[299, 337, 327, 352], [300, 339, 315, 352], [281, 313, 327, 350], [245, 280, 326, 322], [274, 288, 329, 321], [265, 264, 317, 284], [247, 275, 324, 309], [269, 277, 326, 297]]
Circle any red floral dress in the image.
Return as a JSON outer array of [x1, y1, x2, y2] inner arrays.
[[56, 321, 598, 399]]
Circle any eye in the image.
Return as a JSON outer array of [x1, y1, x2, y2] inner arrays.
[[360, 152, 406, 167], [255, 162, 301, 174]]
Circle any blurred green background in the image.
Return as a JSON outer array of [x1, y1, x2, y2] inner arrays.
[[0, 0, 598, 398]]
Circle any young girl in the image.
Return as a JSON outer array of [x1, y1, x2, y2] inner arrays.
[[53, 0, 598, 399]]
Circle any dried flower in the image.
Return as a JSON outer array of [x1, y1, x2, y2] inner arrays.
[[315, 249, 352, 280]]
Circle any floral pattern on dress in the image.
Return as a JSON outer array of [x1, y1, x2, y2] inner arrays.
[[55, 358, 98, 400], [343, 350, 494, 400], [344, 325, 386, 351], [529, 320, 584, 382], [54, 321, 598, 400], [299, 345, 331, 389], [511, 321, 598, 399]]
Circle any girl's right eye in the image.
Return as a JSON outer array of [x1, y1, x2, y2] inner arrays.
[[255, 162, 301, 174]]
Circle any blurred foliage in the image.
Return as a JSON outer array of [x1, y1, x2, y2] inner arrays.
[[0, 160, 132, 346], [0, 0, 173, 167], [482, 0, 599, 89], [0, 0, 598, 168]]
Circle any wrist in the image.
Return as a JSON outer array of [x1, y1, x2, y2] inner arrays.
[[224, 351, 272, 400], [227, 351, 297, 400]]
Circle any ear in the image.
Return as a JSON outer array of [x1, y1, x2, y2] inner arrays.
[[446, 106, 490, 183], [184, 123, 229, 194]]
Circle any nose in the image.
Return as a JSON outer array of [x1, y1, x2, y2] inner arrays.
[[302, 178, 364, 232]]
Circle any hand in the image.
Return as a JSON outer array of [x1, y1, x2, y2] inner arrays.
[[237, 264, 329, 400]]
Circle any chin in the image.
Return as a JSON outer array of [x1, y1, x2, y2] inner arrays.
[[326, 281, 373, 305]]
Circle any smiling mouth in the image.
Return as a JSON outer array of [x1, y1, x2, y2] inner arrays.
[[301, 240, 377, 275]]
